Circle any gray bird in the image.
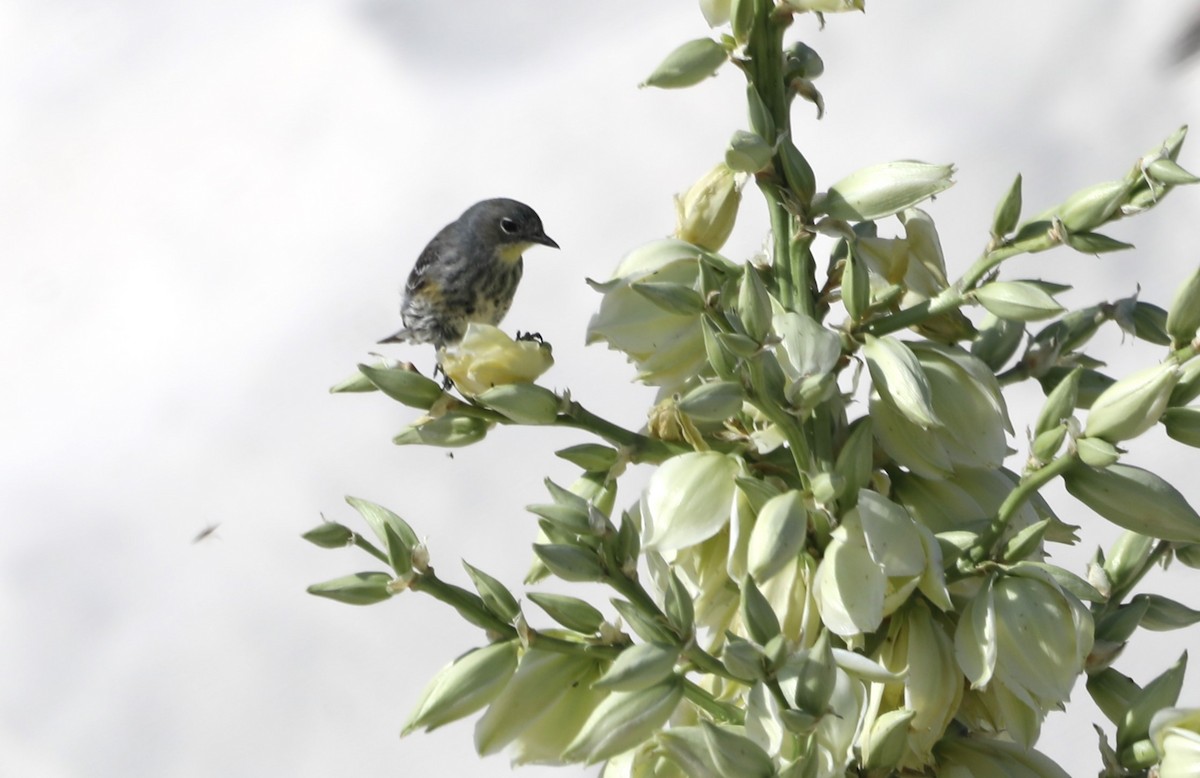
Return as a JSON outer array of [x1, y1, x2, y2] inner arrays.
[[379, 198, 558, 349]]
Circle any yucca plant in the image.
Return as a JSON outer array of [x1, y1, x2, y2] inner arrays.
[[307, 1, 1200, 774]]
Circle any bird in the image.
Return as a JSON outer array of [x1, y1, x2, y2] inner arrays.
[[379, 198, 558, 349]]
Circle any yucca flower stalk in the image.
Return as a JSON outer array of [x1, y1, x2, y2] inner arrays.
[[308, 1, 1200, 774]]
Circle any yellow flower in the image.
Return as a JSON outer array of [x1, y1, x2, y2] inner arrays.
[[439, 323, 553, 396]]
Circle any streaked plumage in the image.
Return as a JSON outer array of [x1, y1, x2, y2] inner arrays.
[[380, 198, 558, 349]]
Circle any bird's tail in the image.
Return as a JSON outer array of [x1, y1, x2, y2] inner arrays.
[[377, 328, 413, 344]]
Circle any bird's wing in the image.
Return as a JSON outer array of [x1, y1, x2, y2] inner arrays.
[[405, 227, 456, 296]]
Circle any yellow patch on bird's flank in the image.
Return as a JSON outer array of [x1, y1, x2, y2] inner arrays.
[[495, 242, 533, 264], [418, 279, 443, 301]]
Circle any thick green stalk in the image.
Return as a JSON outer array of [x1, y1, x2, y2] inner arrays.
[[966, 453, 1077, 565]]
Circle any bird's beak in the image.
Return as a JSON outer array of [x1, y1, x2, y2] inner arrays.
[[535, 233, 559, 249]]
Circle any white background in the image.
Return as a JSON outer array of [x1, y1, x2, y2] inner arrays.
[[3, 1, 1200, 775]]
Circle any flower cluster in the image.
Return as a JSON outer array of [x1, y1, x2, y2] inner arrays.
[[309, 1, 1200, 775]]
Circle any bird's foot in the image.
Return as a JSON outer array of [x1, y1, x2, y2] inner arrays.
[[515, 330, 544, 344]]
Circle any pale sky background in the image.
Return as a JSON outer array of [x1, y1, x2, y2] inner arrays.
[[3, 1, 1200, 776]]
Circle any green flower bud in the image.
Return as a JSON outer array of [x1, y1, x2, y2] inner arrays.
[[345, 495, 419, 568], [814, 161, 955, 222], [1051, 179, 1131, 232], [1170, 356, 1200, 407], [1036, 366, 1081, 436], [1040, 366, 1116, 409], [657, 726, 726, 776], [562, 678, 684, 764], [745, 83, 774, 139], [783, 41, 825, 81], [721, 636, 767, 682], [630, 280, 706, 316], [725, 130, 775, 174], [991, 173, 1023, 238], [1087, 667, 1141, 726], [1075, 436, 1120, 467], [476, 382, 561, 425], [834, 417, 873, 505], [462, 561, 520, 622], [675, 163, 742, 251], [782, 0, 865, 13], [738, 264, 772, 342], [306, 572, 394, 606], [357, 363, 444, 408], [392, 412, 490, 447], [554, 443, 619, 472], [748, 490, 809, 583], [730, 0, 754, 44], [1066, 231, 1134, 255], [863, 335, 940, 429], [1146, 157, 1200, 185], [664, 570, 695, 637], [402, 640, 519, 735], [475, 649, 601, 755], [972, 280, 1065, 321], [678, 380, 744, 422], [779, 140, 817, 203], [1084, 361, 1181, 442], [1136, 594, 1200, 631], [841, 247, 870, 322], [1095, 597, 1150, 644], [773, 311, 842, 407], [971, 312, 1025, 371], [1166, 266, 1200, 347], [861, 708, 916, 772], [1163, 407, 1200, 448], [1125, 301, 1172, 346], [641, 38, 729, 89], [698, 0, 731, 27], [702, 317, 739, 381], [1063, 462, 1200, 543], [527, 592, 604, 634], [1102, 531, 1156, 594], [301, 521, 354, 549], [1118, 653, 1187, 754], [700, 720, 775, 778], [594, 642, 680, 692], [533, 544, 606, 582], [330, 360, 389, 393], [644, 451, 739, 551], [740, 577, 782, 645]]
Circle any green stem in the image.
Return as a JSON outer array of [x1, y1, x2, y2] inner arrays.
[[745, 358, 813, 477], [351, 533, 392, 566], [966, 453, 1077, 565], [1101, 540, 1173, 616], [410, 569, 516, 636], [555, 401, 686, 464], [683, 680, 746, 724], [858, 233, 1057, 338], [527, 631, 623, 662]]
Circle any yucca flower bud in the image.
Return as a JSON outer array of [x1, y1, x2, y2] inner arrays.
[[675, 163, 743, 251], [1084, 361, 1181, 442], [697, 0, 731, 27], [402, 640, 520, 735], [641, 38, 729, 89], [814, 161, 955, 222]]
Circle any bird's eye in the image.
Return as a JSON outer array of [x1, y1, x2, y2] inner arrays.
[[499, 217, 518, 234]]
